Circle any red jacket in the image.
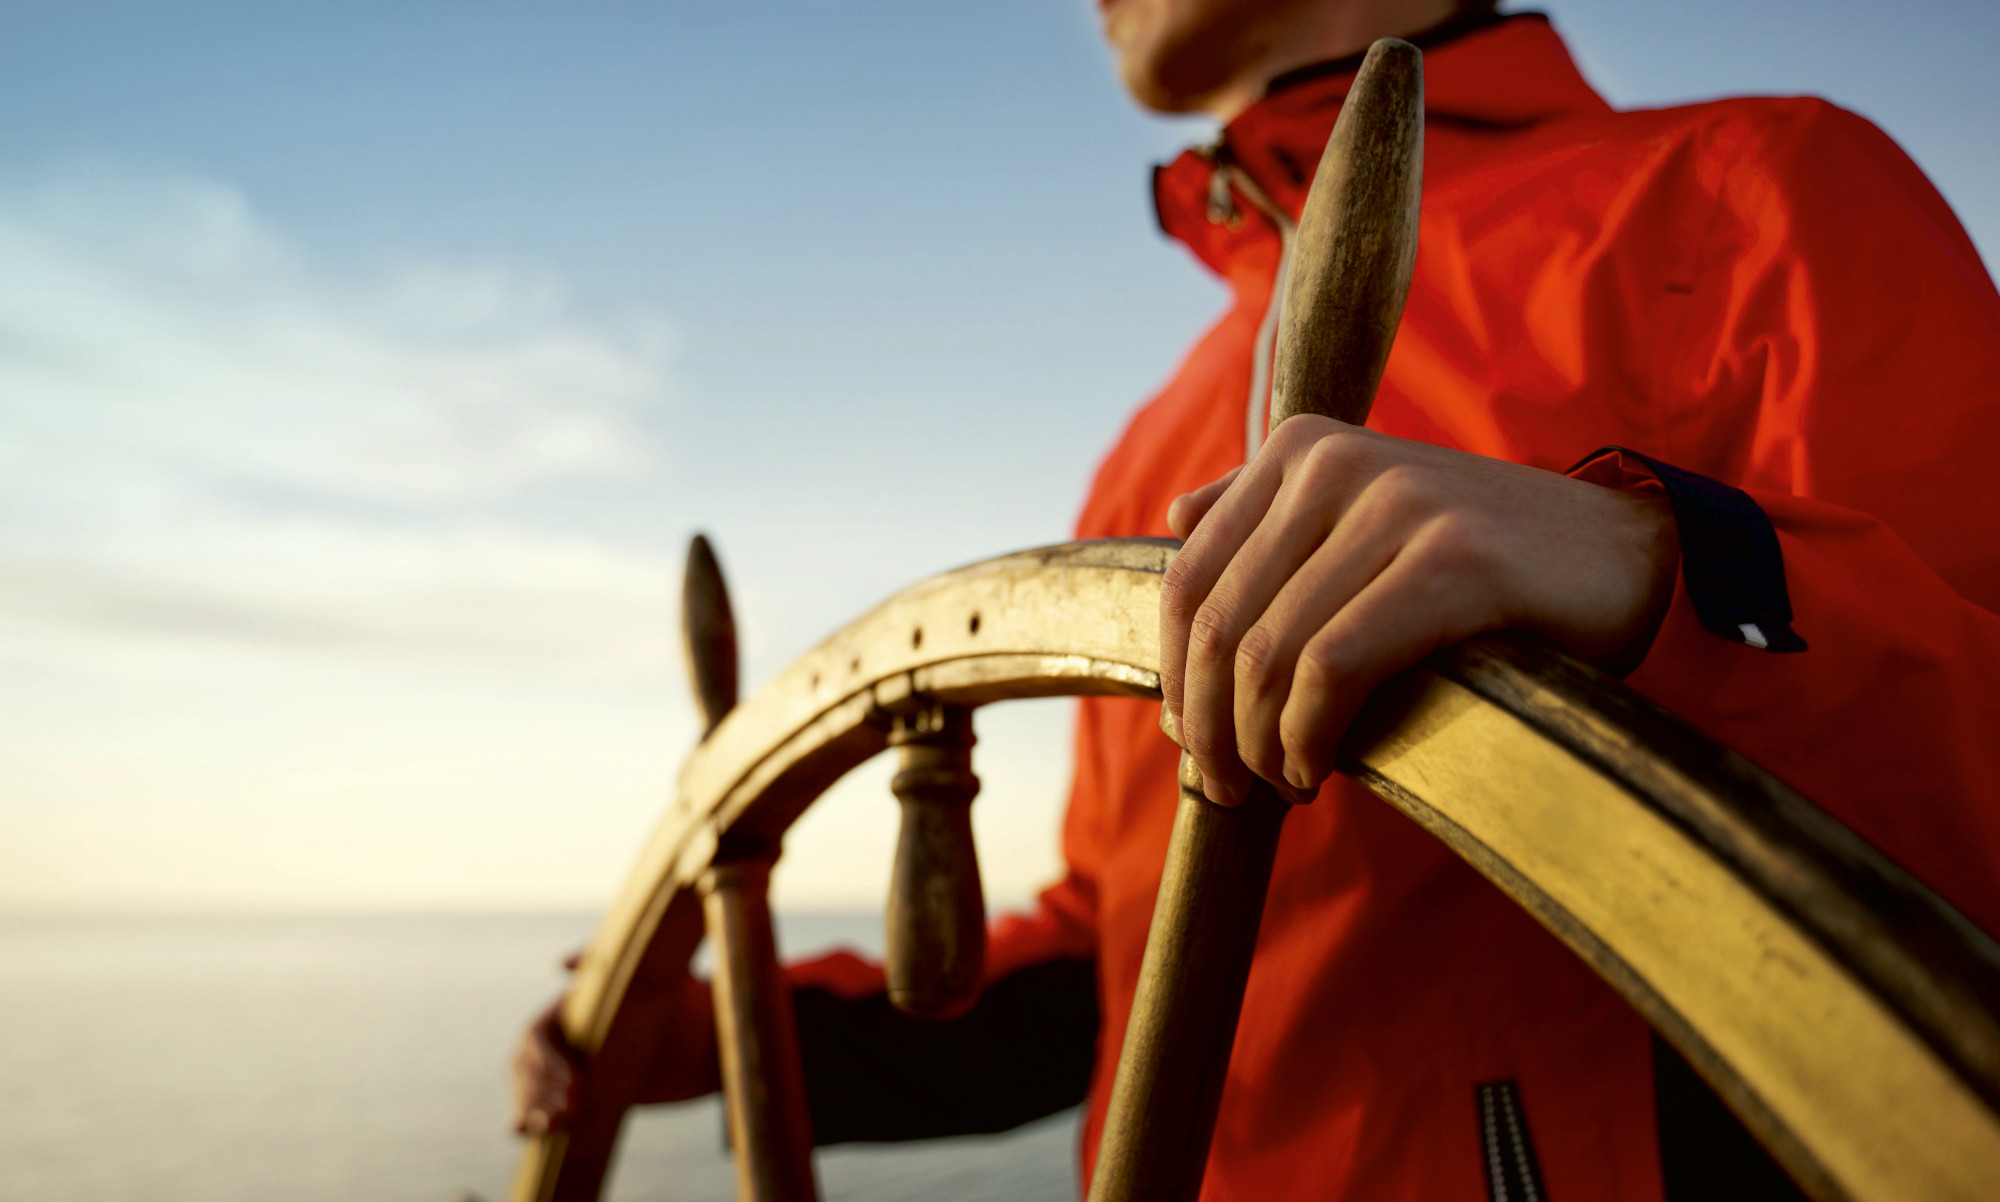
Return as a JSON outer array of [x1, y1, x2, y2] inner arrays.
[[793, 14, 2000, 1199]]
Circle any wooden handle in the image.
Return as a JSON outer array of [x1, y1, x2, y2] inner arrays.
[[1088, 768, 1289, 1202], [1090, 40, 1425, 1202], [885, 704, 987, 1019], [700, 860, 821, 1202], [683, 533, 740, 739], [682, 537, 819, 1200], [1271, 37, 1422, 430]]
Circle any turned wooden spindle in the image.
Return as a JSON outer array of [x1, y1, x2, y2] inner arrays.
[[885, 703, 987, 1019], [699, 858, 819, 1202], [683, 535, 820, 1202], [1088, 39, 1424, 1202]]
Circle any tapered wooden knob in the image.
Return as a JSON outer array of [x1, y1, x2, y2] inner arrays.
[[683, 533, 739, 739], [683, 535, 819, 1200], [1270, 37, 1423, 430], [885, 704, 986, 1019]]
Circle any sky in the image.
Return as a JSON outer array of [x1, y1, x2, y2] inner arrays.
[[1, 0, 1996, 914]]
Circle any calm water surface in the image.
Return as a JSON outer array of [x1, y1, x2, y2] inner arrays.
[[0, 913, 1078, 1202]]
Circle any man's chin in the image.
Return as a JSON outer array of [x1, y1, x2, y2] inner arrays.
[[1115, 68, 1198, 114], [1100, 0, 1251, 115], [1113, 43, 1239, 115]]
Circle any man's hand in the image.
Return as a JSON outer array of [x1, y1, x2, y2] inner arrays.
[[1160, 415, 1678, 805], [512, 996, 584, 1136], [510, 962, 721, 1136]]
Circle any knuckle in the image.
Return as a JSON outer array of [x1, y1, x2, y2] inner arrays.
[[1181, 722, 1228, 758], [1367, 461, 1434, 514], [1299, 430, 1362, 480], [1267, 413, 1320, 455], [1159, 554, 1206, 616], [1186, 602, 1236, 662], [1235, 624, 1282, 692], [1298, 628, 1363, 686], [1420, 512, 1500, 578]]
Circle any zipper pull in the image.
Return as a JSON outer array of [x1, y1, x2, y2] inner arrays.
[[1196, 136, 1242, 228], [1207, 167, 1240, 227]]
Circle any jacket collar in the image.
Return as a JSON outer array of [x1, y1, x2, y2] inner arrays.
[[1153, 13, 1613, 281]]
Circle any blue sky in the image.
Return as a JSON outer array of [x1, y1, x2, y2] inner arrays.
[[1, 1, 1995, 912]]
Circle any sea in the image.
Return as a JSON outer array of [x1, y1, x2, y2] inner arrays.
[[0, 912, 1079, 1202]]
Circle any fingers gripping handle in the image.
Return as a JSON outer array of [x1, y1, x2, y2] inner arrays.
[[1092, 41, 1424, 1202]]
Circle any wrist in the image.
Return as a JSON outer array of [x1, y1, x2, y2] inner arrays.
[[1604, 491, 1680, 676]]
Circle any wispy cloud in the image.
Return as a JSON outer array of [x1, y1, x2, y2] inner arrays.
[[0, 165, 1072, 913], [0, 167, 683, 676]]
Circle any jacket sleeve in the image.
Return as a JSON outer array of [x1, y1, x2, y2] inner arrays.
[[1608, 98, 2000, 938], [778, 867, 1101, 1144], [770, 657, 1112, 1144]]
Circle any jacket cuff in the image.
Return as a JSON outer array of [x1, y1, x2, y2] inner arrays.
[[1568, 447, 1807, 653]]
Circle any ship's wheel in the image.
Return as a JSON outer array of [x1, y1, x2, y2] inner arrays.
[[507, 535, 2000, 1202], [508, 39, 2000, 1202]]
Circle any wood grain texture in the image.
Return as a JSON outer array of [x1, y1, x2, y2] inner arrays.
[[700, 859, 821, 1202], [1085, 781, 1289, 1202], [1087, 38, 1425, 1202], [1342, 650, 2000, 1202], [1268, 36, 1422, 429], [1430, 635, 2000, 1119], [684, 533, 740, 739], [885, 704, 987, 1019], [506, 539, 2000, 1202]]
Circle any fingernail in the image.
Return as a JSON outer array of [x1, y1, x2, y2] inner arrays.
[[1203, 776, 1241, 806], [1283, 762, 1309, 791]]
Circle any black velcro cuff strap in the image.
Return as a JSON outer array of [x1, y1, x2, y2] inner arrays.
[[1569, 447, 1807, 654]]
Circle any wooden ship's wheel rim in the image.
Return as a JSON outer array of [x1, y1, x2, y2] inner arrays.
[[510, 536, 2000, 1202]]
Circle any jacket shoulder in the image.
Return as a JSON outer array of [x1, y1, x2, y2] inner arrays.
[[1599, 94, 1937, 206]]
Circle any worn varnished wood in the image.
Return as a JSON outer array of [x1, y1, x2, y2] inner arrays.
[[886, 704, 988, 1018], [509, 540, 1176, 1202], [1268, 39, 1423, 429], [1088, 38, 1426, 1202], [1395, 636, 2000, 1200], [700, 858, 820, 1202], [686, 536, 818, 1202], [507, 537, 2000, 1202], [1346, 637, 2000, 1202], [1087, 777, 1288, 1202], [683, 534, 739, 738]]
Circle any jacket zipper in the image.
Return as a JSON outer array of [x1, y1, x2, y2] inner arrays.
[[1476, 1080, 1548, 1202]]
